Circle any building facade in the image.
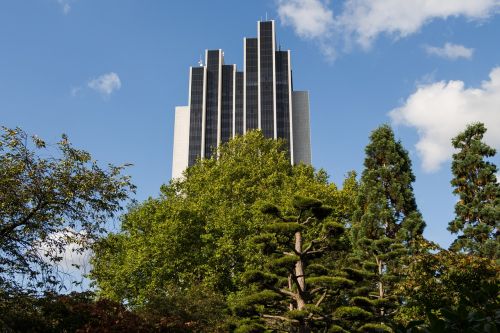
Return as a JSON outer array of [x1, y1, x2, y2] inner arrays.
[[172, 20, 311, 179]]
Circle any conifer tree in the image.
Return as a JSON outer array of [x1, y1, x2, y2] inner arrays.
[[448, 123, 500, 259], [232, 196, 365, 333], [350, 125, 424, 328]]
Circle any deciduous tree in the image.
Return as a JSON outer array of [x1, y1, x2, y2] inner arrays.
[[0, 127, 134, 291]]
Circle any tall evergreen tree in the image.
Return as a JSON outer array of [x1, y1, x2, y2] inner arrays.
[[448, 123, 500, 259], [350, 125, 425, 327]]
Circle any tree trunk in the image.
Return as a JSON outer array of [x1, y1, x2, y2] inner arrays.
[[294, 231, 306, 310], [376, 256, 385, 316]]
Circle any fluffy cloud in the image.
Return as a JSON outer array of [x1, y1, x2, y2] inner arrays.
[[424, 42, 474, 60], [277, 0, 334, 38], [390, 67, 500, 172], [338, 0, 499, 48], [88, 72, 122, 97], [275, 0, 499, 56]]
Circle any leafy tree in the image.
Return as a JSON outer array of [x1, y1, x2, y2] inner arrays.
[[232, 196, 361, 333], [350, 125, 425, 328], [448, 123, 500, 259], [0, 291, 156, 332], [395, 242, 499, 332], [91, 132, 355, 329], [0, 127, 134, 292]]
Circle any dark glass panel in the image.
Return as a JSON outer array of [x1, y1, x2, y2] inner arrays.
[[188, 67, 205, 166], [204, 50, 220, 159], [275, 51, 291, 155], [259, 21, 275, 138], [235, 71, 244, 135], [245, 38, 258, 131], [221, 65, 233, 144]]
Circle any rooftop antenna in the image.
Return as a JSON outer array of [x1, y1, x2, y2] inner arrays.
[[198, 55, 203, 67], [265, 12, 268, 21]]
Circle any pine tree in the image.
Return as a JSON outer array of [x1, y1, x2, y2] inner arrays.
[[350, 125, 425, 328], [232, 196, 366, 333], [448, 123, 500, 259]]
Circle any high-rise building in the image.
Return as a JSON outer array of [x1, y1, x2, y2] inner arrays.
[[172, 20, 311, 179]]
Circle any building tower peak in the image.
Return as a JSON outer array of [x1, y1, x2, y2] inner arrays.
[[171, 20, 311, 179]]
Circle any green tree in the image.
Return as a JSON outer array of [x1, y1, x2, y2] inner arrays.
[[350, 125, 425, 329], [232, 196, 363, 333], [0, 127, 134, 292], [395, 241, 499, 332], [448, 123, 500, 259], [91, 132, 355, 330]]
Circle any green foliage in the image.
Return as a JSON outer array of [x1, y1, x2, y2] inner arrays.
[[232, 290, 282, 317], [293, 196, 322, 210], [328, 325, 350, 333], [334, 306, 373, 320], [233, 193, 363, 332], [91, 132, 348, 329], [358, 323, 393, 332], [233, 320, 268, 333], [347, 124, 426, 329], [80, 127, 498, 332], [322, 221, 345, 237], [448, 123, 500, 259], [264, 222, 302, 234], [308, 276, 354, 289], [242, 271, 280, 286], [135, 284, 230, 332], [395, 241, 499, 327], [267, 255, 301, 270], [352, 124, 424, 245], [0, 127, 134, 292]]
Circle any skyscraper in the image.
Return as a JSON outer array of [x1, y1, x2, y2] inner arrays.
[[172, 20, 311, 179]]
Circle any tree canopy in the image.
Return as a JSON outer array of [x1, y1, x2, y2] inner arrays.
[[0, 127, 134, 292], [2, 124, 499, 332], [90, 132, 355, 306]]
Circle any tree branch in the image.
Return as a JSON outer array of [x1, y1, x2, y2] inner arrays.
[[277, 288, 299, 300], [262, 314, 299, 323], [315, 290, 328, 307]]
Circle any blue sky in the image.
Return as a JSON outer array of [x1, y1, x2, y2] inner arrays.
[[1, 0, 499, 253]]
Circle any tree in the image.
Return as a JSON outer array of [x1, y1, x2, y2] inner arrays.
[[0, 291, 156, 332], [0, 127, 134, 291], [448, 123, 500, 259], [232, 196, 361, 333], [350, 125, 425, 328], [395, 240, 499, 332], [91, 132, 355, 329]]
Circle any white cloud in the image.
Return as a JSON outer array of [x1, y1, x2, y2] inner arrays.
[[338, 0, 499, 48], [278, 0, 336, 60], [57, 0, 72, 15], [277, 0, 334, 38], [390, 67, 500, 172], [37, 230, 92, 280], [277, 0, 337, 59], [88, 72, 122, 97], [275, 0, 499, 57], [424, 42, 474, 60]]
